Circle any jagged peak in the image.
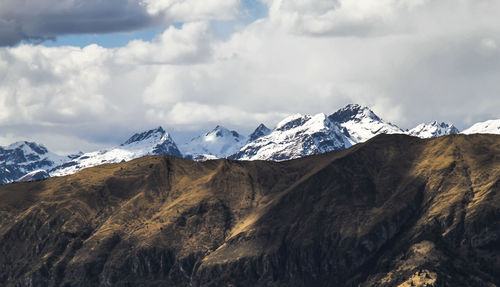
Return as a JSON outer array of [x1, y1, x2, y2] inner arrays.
[[5, 141, 49, 155], [205, 125, 241, 139], [329, 104, 381, 123], [248, 123, 271, 142], [408, 121, 459, 138], [122, 126, 166, 146], [276, 113, 311, 131]]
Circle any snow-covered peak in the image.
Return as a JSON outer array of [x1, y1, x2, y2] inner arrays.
[[180, 125, 246, 158], [122, 126, 166, 146], [408, 121, 459, 138], [232, 113, 350, 161], [1, 141, 66, 184], [329, 104, 403, 144], [276, 113, 311, 131], [328, 104, 381, 123], [6, 141, 49, 156], [205, 125, 242, 141], [462, 119, 500, 135], [248, 123, 271, 142], [50, 126, 182, 177]]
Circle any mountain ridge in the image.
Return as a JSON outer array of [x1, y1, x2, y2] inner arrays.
[[2, 104, 500, 183], [2, 133, 500, 286]]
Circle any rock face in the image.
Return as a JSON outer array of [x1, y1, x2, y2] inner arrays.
[[247, 123, 271, 143], [2, 134, 500, 286], [0, 141, 65, 184]]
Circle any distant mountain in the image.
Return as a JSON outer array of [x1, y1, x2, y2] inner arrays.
[[462, 119, 500, 135], [3, 104, 500, 184], [0, 141, 66, 184], [328, 104, 403, 144], [232, 104, 404, 161], [50, 127, 182, 177], [180, 125, 246, 159], [247, 123, 271, 143], [232, 113, 350, 161], [408, 121, 460, 138]]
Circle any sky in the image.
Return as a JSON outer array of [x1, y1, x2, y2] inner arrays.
[[0, 0, 499, 154]]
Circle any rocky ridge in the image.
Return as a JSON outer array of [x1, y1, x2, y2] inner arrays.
[[1, 134, 500, 286]]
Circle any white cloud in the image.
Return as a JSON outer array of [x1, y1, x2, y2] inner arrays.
[[1, 0, 500, 153], [116, 22, 213, 64], [141, 0, 240, 21], [264, 0, 429, 36]]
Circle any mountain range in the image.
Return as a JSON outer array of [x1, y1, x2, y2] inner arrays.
[[2, 103, 499, 184], [2, 133, 500, 286]]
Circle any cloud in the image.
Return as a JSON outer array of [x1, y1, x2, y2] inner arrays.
[[115, 22, 213, 64], [263, 0, 429, 37], [1, 0, 500, 153], [0, 0, 240, 46]]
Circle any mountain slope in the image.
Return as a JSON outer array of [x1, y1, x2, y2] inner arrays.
[[50, 126, 181, 177], [328, 104, 404, 144], [232, 113, 350, 161], [462, 119, 500, 135], [0, 141, 66, 184], [247, 123, 271, 142], [2, 134, 500, 286], [233, 104, 403, 161], [408, 121, 460, 138]]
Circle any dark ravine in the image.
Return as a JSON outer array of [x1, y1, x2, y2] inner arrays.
[[1, 134, 500, 286]]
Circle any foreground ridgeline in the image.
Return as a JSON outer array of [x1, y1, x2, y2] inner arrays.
[[4, 103, 500, 184], [1, 134, 500, 286]]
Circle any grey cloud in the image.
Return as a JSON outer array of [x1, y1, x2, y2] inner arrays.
[[0, 0, 239, 46], [0, 0, 157, 46]]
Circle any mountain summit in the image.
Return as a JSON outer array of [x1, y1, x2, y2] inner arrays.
[[408, 121, 459, 138], [180, 125, 246, 159], [50, 126, 181, 177], [232, 104, 403, 161], [233, 113, 350, 161], [247, 123, 271, 142], [0, 141, 65, 184]]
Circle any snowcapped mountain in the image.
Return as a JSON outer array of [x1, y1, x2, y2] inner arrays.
[[232, 113, 351, 161], [328, 104, 404, 144], [408, 121, 459, 138], [247, 123, 271, 143], [462, 119, 500, 135], [232, 104, 404, 161], [4, 104, 500, 185], [0, 141, 66, 184], [50, 127, 181, 177], [180, 125, 246, 159]]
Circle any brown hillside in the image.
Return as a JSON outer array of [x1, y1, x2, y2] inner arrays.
[[1, 134, 500, 286]]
